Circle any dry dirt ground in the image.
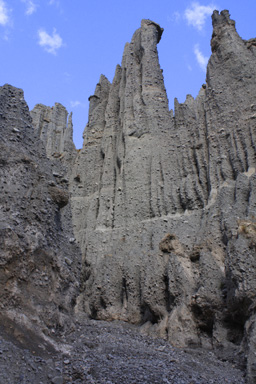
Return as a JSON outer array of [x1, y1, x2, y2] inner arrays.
[[0, 316, 246, 384]]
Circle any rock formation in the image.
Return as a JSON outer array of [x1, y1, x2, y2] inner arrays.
[[65, 8, 256, 354], [0, 85, 81, 353], [2, 9, 256, 383], [30, 102, 77, 165]]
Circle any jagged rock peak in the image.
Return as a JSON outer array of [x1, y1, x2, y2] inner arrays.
[[30, 102, 76, 162], [140, 19, 164, 43], [212, 9, 235, 27], [88, 74, 110, 102], [129, 19, 164, 63], [211, 10, 236, 52], [84, 74, 111, 146]]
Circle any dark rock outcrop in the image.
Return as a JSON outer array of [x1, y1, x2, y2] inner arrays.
[[0, 85, 81, 352]]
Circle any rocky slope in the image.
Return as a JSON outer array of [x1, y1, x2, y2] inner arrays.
[[0, 316, 246, 384], [1, 8, 256, 383]]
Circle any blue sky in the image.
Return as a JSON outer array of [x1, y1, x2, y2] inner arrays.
[[0, 1, 255, 148]]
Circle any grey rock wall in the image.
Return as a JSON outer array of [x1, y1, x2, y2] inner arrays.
[[30, 102, 77, 164], [29, 11, 256, 382], [0, 84, 81, 352]]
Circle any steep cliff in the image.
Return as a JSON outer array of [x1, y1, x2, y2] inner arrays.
[[29, 11, 256, 382], [0, 85, 81, 352]]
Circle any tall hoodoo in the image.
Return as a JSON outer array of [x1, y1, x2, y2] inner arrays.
[[30, 11, 256, 382]]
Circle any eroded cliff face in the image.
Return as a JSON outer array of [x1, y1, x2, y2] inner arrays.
[[30, 102, 77, 165], [0, 85, 81, 352], [30, 11, 256, 382]]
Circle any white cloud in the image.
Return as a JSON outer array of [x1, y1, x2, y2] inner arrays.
[[185, 2, 216, 31], [48, 1, 63, 14], [70, 101, 86, 108], [38, 28, 63, 54], [70, 101, 81, 108], [194, 44, 208, 71], [0, 0, 10, 26], [22, 0, 37, 16]]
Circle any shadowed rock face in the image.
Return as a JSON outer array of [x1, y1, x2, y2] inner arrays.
[[0, 85, 81, 352], [29, 11, 256, 382]]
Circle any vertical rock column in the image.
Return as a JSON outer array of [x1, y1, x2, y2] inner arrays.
[[70, 20, 185, 321], [205, 10, 256, 188], [30, 103, 76, 163]]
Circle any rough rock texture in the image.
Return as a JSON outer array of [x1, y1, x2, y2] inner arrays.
[[0, 317, 246, 384], [29, 11, 256, 382], [30, 102, 77, 165], [0, 85, 81, 352]]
